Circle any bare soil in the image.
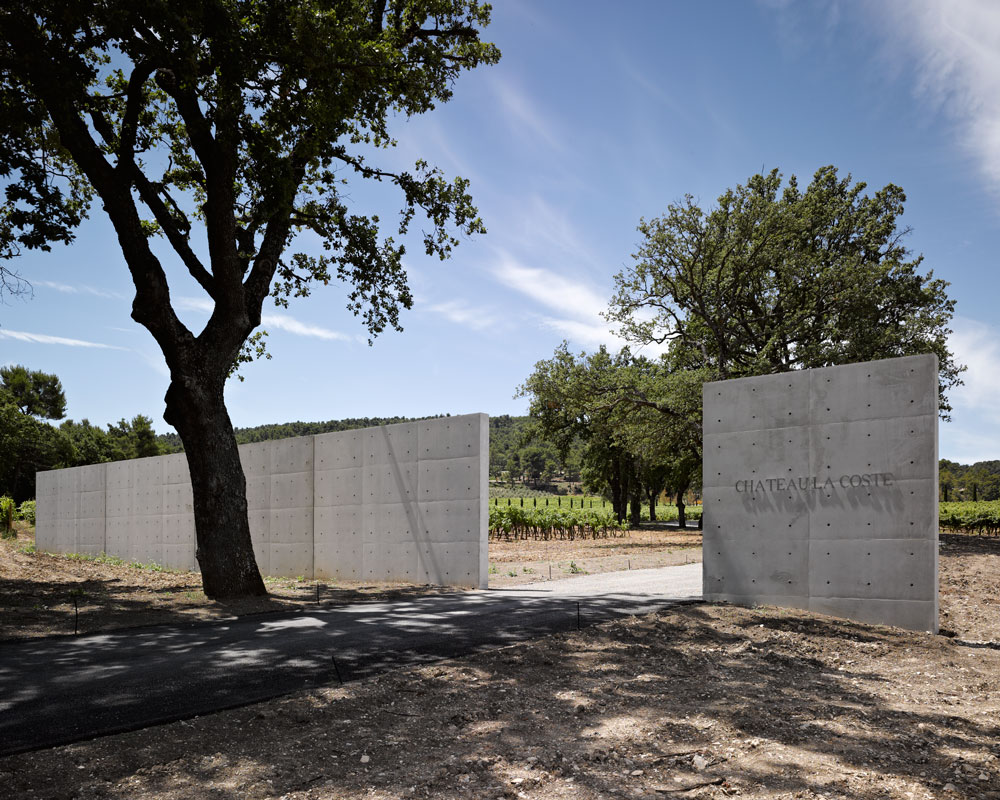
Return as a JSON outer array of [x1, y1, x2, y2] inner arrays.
[[0, 523, 451, 641], [2, 531, 999, 800], [0, 525, 699, 640], [488, 527, 702, 587]]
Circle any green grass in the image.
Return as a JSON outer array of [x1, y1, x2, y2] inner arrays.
[[56, 550, 174, 572]]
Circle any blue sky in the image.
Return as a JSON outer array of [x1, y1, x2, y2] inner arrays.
[[1, 0, 999, 463]]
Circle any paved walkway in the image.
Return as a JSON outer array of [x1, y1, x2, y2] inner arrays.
[[0, 563, 702, 757]]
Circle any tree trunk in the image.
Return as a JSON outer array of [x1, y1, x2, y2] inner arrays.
[[609, 457, 625, 524], [628, 476, 641, 528], [647, 487, 657, 522], [164, 376, 266, 599], [675, 477, 692, 530]]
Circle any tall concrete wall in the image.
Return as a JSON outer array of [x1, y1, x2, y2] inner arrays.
[[702, 355, 939, 632], [36, 414, 488, 588]]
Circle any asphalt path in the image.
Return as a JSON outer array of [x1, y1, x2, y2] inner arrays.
[[0, 563, 702, 757]]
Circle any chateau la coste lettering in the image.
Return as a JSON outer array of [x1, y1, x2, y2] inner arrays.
[[734, 472, 895, 494]]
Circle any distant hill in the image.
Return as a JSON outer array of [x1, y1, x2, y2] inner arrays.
[[939, 459, 1000, 501]]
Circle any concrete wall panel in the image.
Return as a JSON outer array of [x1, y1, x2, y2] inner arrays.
[[268, 542, 312, 579], [810, 357, 938, 424], [269, 472, 313, 510], [704, 427, 811, 489], [702, 487, 810, 541], [418, 416, 483, 461], [316, 467, 364, 507], [363, 423, 418, 465], [239, 442, 271, 475], [269, 508, 312, 544], [37, 414, 488, 588], [418, 457, 480, 501], [34, 470, 59, 552], [703, 370, 810, 435], [703, 355, 938, 632], [362, 462, 417, 505], [314, 429, 364, 471]]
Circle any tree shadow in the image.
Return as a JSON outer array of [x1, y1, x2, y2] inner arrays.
[[2, 593, 997, 799]]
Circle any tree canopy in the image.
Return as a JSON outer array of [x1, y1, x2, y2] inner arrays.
[[0, 0, 500, 597], [0, 364, 67, 419], [606, 166, 963, 416], [518, 344, 703, 526]]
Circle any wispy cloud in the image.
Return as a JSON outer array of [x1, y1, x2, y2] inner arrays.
[[489, 253, 662, 352], [260, 313, 352, 341], [507, 195, 605, 271], [537, 317, 629, 350], [423, 299, 500, 332], [175, 296, 214, 313], [175, 296, 352, 342], [34, 280, 126, 300], [0, 329, 128, 350], [490, 253, 673, 355], [873, 0, 1000, 196], [491, 256, 609, 320], [491, 75, 565, 154]]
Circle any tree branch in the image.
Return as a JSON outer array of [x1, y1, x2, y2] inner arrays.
[[130, 169, 217, 298], [116, 60, 155, 169]]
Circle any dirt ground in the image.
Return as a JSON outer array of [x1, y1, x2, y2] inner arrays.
[[0, 523, 454, 641], [488, 527, 702, 587], [0, 525, 699, 640], [2, 532, 999, 800]]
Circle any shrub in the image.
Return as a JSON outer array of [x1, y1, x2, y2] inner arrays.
[[0, 496, 15, 539], [17, 499, 36, 525]]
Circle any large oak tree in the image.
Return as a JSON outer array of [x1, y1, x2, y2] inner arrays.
[[606, 166, 963, 416], [0, 1, 499, 597]]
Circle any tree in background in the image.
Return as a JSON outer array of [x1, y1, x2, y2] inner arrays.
[[0, 360, 171, 498], [517, 344, 697, 526], [0, 365, 66, 419], [0, 1, 499, 597], [611, 355, 705, 528], [106, 415, 164, 460], [606, 166, 963, 416], [0, 394, 73, 502]]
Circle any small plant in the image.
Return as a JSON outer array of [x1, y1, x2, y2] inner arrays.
[[522, 566, 535, 574], [17, 499, 36, 525], [18, 543, 36, 555], [488, 564, 498, 575], [506, 570, 517, 577], [0, 496, 15, 539], [567, 561, 583, 574]]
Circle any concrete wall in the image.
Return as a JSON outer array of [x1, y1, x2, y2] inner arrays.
[[36, 414, 489, 588], [702, 355, 939, 632]]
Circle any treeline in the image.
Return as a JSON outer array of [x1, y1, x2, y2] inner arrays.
[[0, 365, 170, 501], [488, 415, 583, 489], [940, 460, 1000, 501], [158, 415, 448, 451]]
